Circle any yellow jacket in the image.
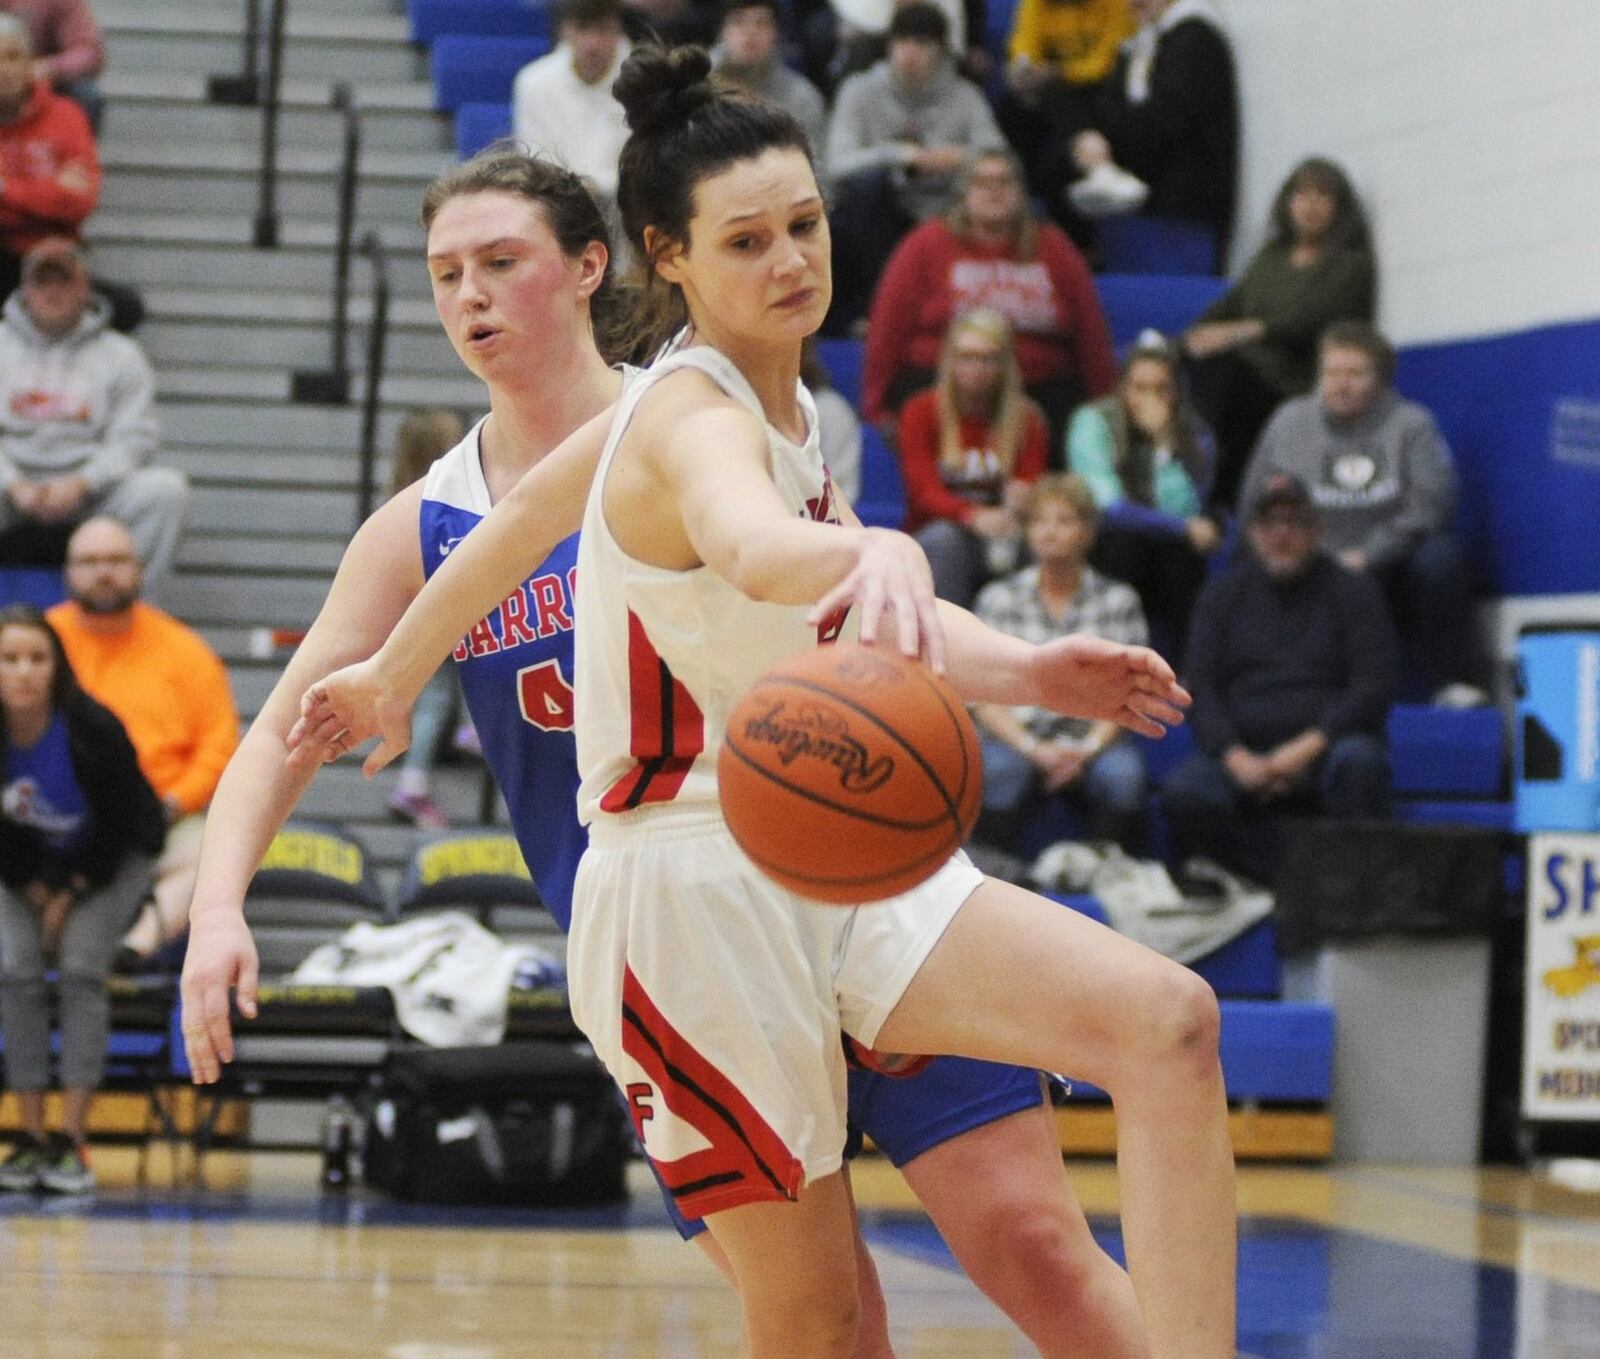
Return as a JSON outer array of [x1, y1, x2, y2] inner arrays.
[[1008, 0, 1135, 85]]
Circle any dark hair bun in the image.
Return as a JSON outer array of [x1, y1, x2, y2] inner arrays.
[[613, 45, 716, 138]]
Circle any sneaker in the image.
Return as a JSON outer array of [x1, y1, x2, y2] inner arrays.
[[1432, 682, 1491, 709], [388, 788, 449, 830], [0, 1137, 50, 1192], [37, 1137, 94, 1195], [452, 718, 482, 759]]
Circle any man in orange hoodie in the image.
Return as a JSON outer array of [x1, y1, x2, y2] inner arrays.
[[48, 517, 240, 962], [0, 14, 97, 304]]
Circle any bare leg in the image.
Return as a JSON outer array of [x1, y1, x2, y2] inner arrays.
[[696, 1166, 896, 1358], [901, 1101, 1148, 1358], [876, 879, 1237, 1359], [703, 1169, 863, 1359], [17, 1089, 47, 1143], [62, 1089, 94, 1147]]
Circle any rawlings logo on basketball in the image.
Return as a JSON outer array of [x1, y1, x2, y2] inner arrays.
[[742, 702, 895, 793]]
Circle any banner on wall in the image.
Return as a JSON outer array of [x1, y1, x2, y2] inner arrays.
[[1523, 833, 1600, 1121]]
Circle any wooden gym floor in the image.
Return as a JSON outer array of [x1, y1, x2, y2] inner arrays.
[[2, 1147, 1599, 1357]]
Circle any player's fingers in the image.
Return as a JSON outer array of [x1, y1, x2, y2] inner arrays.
[[855, 575, 886, 646], [235, 954, 260, 1021], [1116, 706, 1167, 739], [807, 579, 853, 629], [1129, 692, 1187, 728], [362, 736, 406, 779], [1131, 646, 1179, 686]]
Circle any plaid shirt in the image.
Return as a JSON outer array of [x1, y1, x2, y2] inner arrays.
[[974, 564, 1148, 742]]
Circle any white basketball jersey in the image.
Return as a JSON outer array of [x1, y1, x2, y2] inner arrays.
[[574, 345, 852, 823]]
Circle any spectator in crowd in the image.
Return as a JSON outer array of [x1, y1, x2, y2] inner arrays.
[[974, 473, 1150, 852], [803, 0, 974, 97], [619, 0, 720, 47], [1241, 322, 1483, 705], [863, 146, 1116, 446], [1067, 330, 1220, 656], [0, 238, 185, 596], [800, 339, 863, 503], [385, 409, 467, 830], [1067, 0, 1237, 261], [1161, 473, 1394, 884], [0, 604, 164, 1195], [998, 0, 1134, 215], [0, 17, 96, 303], [48, 516, 237, 963], [898, 306, 1049, 606], [512, 0, 631, 205], [712, 0, 827, 155], [1184, 156, 1376, 508], [824, 2, 1005, 334], [0, 0, 103, 127]]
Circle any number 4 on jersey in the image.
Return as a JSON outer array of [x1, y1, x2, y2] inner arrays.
[[517, 659, 575, 731]]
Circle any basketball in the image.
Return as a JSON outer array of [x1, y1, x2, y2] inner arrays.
[[717, 642, 983, 904]]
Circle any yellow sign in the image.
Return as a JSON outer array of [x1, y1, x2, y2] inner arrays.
[[418, 836, 531, 886], [259, 830, 364, 885], [1544, 934, 1600, 999]]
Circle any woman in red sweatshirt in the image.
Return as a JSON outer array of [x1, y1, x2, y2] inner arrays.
[[864, 147, 1115, 449], [898, 306, 1049, 607]]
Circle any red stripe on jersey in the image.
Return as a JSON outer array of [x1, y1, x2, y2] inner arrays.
[[620, 965, 804, 1219], [600, 610, 706, 812]]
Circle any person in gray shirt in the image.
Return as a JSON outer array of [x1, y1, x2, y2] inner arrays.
[[713, 0, 827, 156], [822, 1, 1005, 333], [1240, 321, 1481, 703]]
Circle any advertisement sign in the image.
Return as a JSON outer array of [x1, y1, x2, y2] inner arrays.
[[1524, 833, 1600, 1121]]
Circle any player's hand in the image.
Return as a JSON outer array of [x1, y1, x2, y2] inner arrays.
[[810, 527, 947, 673], [1035, 740, 1088, 791], [1028, 635, 1189, 737], [180, 909, 259, 1085], [288, 656, 412, 776]]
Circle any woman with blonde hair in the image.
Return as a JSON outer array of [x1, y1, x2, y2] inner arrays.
[[897, 306, 1049, 606], [863, 147, 1114, 443]]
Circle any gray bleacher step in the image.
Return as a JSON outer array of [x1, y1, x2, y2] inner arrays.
[[189, 483, 357, 536], [88, 240, 434, 304], [159, 399, 405, 452], [293, 762, 493, 823], [141, 314, 459, 378], [181, 534, 347, 576], [168, 445, 391, 491], [101, 6, 422, 85], [166, 570, 334, 628], [157, 364, 485, 411], [89, 211, 426, 259], [97, 144, 452, 223]]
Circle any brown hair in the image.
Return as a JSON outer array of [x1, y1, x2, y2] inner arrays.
[[1268, 156, 1373, 256], [391, 408, 466, 495], [611, 45, 816, 360], [1094, 334, 1211, 504], [1025, 473, 1100, 529], [0, 604, 80, 724], [945, 148, 1037, 260], [1319, 319, 1395, 384], [419, 149, 629, 362], [933, 308, 1034, 479]]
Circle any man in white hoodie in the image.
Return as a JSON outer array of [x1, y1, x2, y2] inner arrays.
[[0, 237, 186, 596], [511, 0, 630, 206]]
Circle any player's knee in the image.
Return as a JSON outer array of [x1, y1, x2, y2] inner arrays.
[[975, 1199, 1085, 1299], [753, 1284, 860, 1356], [1130, 965, 1221, 1075]]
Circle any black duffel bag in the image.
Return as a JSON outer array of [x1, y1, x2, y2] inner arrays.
[[1272, 817, 1506, 953], [364, 1040, 632, 1206]]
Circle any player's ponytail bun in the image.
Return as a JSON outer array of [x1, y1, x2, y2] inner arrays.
[[612, 44, 716, 139], [612, 43, 817, 361]]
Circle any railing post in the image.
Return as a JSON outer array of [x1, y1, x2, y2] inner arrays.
[[252, 0, 287, 248], [291, 82, 361, 405], [207, 0, 263, 106], [355, 232, 392, 529]]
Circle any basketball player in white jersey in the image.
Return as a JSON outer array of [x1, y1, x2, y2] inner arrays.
[[180, 152, 1161, 1356], [291, 48, 1236, 1359]]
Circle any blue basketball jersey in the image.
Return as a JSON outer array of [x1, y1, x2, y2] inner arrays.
[[418, 421, 586, 929]]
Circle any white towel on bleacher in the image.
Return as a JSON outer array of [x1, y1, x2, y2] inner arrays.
[[291, 912, 556, 1048]]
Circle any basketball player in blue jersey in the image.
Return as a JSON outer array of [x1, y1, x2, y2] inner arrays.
[[182, 151, 1149, 1356]]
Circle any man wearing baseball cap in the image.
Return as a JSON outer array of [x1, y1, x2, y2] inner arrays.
[[0, 236, 187, 596], [1159, 471, 1396, 883]]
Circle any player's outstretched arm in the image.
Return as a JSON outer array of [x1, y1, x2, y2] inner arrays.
[[181, 487, 427, 1083], [935, 600, 1190, 738], [290, 406, 615, 772]]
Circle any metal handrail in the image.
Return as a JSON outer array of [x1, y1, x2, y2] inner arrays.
[[206, 0, 263, 105], [354, 231, 393, 529], [205, 0, 289, 246], [291, 83, 362, 405]]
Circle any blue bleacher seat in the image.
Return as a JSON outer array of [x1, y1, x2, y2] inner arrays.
[[1386, 704, 1504, 797], [1094, 272, 1228, 351], [0, 566, 66, 608], [816, 337, 864, 410], [854, 424, 905, 529], [1096, 216, 1218, 276], [1393, 799, 1515, 831], [431, 35, 551, 111], [410, 0, 550, 44], [456, 101, 514, 159]]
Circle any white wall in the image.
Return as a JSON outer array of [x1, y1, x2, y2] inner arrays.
[[1215, 0, 1600, 345]]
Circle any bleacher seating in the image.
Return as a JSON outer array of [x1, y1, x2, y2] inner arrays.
[[456, 101, 514, 159], [0, 567, 66, 610], [409, 0, 551, 44], [431, 35, 552, 111], [1388, 704, 1512, 828], [1096, 216, 1219, 276], [854, 425, 907, 530], [1094, 272, 1228, 350]]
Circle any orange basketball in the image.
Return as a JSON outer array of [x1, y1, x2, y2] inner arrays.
[[717, 642, 982, 904]]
